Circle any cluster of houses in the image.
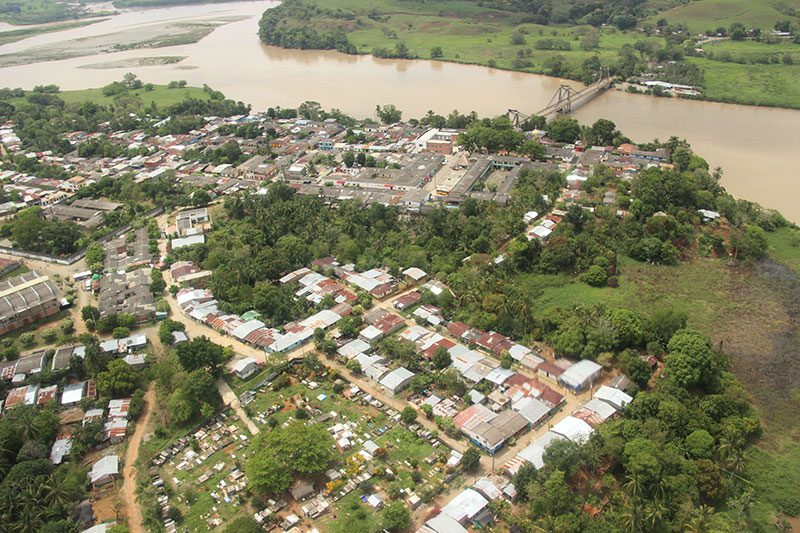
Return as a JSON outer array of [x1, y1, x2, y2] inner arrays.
[[503, 385, 633, 475], [0, 336, 148, 472], [2, 104, 675, 228], [169, 207, 212, 250], [176, 285, 345, 355]]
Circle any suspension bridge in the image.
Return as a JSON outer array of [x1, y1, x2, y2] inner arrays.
[[507, 74, 614, 127]]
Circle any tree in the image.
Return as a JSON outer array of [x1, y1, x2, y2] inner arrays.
[[605, 308, 644, 349], [590, 118, 617, 145], [518, 140, 545, 159], [383, 501, 411, 531], [41, 329, 58, 343], [192, 189, 211, 207], [167, 389, 194, 424], [122, 72, 142, 89], [342, 151, 355, 168], [176, 336, 227, 376], [500, 351, 512, 369], [665, 329, 717, 389], [462, 447, 481, 472], [97, 359, 140, 398], [18, 332, 35, 347], [246, 421, 334, 494], [298, 100, 322, 120], [547, 118, 581, 143], [60, 319, 74, 335], [430, 46, 443, 59], [223, 517, 263, 533], [432, 346, 451, 369], [376, 104, 402, 124], [112, 326, 130, 339], [400, 407, 417, 424], [582, 265, 608, 287], [685, 429, 715, 459]]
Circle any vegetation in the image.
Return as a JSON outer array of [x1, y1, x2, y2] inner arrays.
[[246, 420, 335, 495], [257, 0, 800, 108]]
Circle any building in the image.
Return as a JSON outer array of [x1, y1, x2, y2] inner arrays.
[[440, 488, 492, 527], [230, 357, 258, 379], [175, 207, 211, 237], [0, 271, 60, 335], [593, 385, 633, 410], [378, 367, 415, 395], [97, 269, 156, 323], [89, 455, 119, 488], [558, 360, 603, 392]]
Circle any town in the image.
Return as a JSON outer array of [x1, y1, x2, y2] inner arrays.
[[0, 87, 783, 533]]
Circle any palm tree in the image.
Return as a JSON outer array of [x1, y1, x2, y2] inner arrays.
[[684, 504, 714, 533], [643, 498, 668, 530], [619, 501, 643, 533], [725, 448, 747, 474], [43, 472, 69, 507], [623, 474, 644, 499]]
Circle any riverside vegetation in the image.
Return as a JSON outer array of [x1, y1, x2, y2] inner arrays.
[[257, 0, 800, 109]]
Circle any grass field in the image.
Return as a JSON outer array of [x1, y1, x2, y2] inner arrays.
[[6, 84, 212, 108], [652, 0, 800, 34], [265, 0, 800, 108]]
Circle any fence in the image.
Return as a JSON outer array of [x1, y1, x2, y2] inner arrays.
[[0, 206, 165, 266]]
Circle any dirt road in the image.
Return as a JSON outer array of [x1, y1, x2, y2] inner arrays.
[[217, 379, 260, 435], [120, 387, 154, 533]]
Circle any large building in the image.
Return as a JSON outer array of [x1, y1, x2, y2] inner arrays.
[[0, 271, 60, 335]]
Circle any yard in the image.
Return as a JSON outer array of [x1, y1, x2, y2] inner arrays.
[[152, 370, 459, 531]]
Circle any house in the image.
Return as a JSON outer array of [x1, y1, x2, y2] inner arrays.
[[559, 359, 602, 392], [50, 438, 72, 465], [379, 367, 415, 395], [359, 313, 405, 343], [503, 431, 566, 474], [551, 415, 594, 444], [402, 267, 428, 283], [52, 345, 85, 371], [393, 291, 421, 310], [122, 353, 146, 369], [594, 385, 633, 410], [172, 331, 189, 345], [536, 361, 564, 381], [230, 357, 258, 380], [424, 513, 468, 533], [441, 488, 492, 527], [62, 380, 93, 406], [512, 396, 551, 426], [4, 384, 38, 409], [0, 271, 60, 335], [89, 455, 119, 488]]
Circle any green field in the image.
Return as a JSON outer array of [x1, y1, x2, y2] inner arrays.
[[6, 84, 212, 108], [260, 0, 800, 108], [652, 0, 800, 34]]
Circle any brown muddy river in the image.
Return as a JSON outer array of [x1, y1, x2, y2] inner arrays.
[[1, 0, 799, 220]]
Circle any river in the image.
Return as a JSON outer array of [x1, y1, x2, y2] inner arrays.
[[1, 0, 798, 220]]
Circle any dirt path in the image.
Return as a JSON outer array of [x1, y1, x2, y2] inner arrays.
[[121, 386, 155, 533], [217, 378, 260, 435]]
